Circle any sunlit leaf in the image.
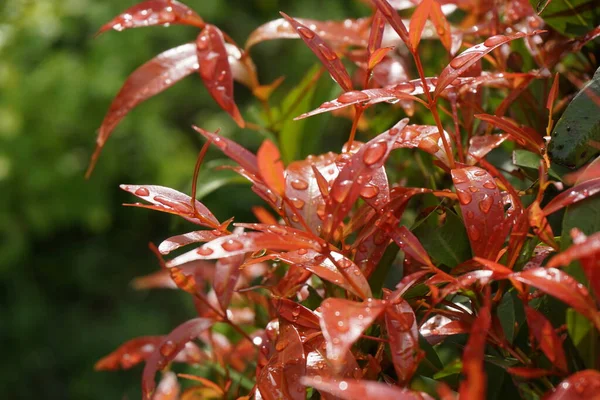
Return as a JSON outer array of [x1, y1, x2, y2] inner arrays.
[[409, 0, 432, 50], [257, 140, 286, 196], [153, 371, 180, 400], [371, 0, 411, 50], [302, 376, 435, 400], [544, 370, 600, 399], [542, 177, 600, 216]]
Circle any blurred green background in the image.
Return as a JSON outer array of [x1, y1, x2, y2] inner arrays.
[[0, 0, 369, 399]]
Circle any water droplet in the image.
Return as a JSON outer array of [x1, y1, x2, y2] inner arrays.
[[318, 43, 337, 61], [160, 340, 176, 357], [466, 210, 475, 219], [479, 194, 493, 213], [291, 178, 308, 190], [453, 172, 468, 184], [297, 26, 315, 39], [134, 187, 150, 196], [468, 225, 481, 241], [419, 137, 440, 154], [449, 52, 479, 69], [474, 170, 487, 176], [484, 34, 508, 47], [297, 248, 308, 255], [197, 247, 214, 256], [468, 186, 479, 193], [456, 189, 473, 205], [336, 321, 349, 332], [338, 90, 369, 104], [331, 180, 353, 203], [363, 141, 388, 166], [483, 180, 497, 189], [222, 239, 244, 252], [360, 185, 380, 199], [291, 197, 305, 209]]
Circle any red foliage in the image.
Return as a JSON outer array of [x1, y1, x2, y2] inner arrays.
[[90, 0, 600, 398]]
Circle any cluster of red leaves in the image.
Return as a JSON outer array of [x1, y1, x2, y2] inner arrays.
[[91, 0, 600, 399]]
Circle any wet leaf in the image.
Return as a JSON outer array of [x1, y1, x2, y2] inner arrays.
[[394, 125, 454, 166], [158, 230, 224, 254], [506, 367, 554, 379], [534, 0, 600, 36], [384, 296, 421, 384], [409, 0, 432, 50], [466, 135, 509, 165], [96, 0, 205, 36], [451, 167, 506, 260], [197, 25, 244, 127], [544, 369, 600, 399], [319, 298, 387, 368], [193, 127, 259, 177], [475, 114, 545, 154], [153, 371, 180, 400], [371, 0, 411, 50], [387, 225, 434, 268], [435, 31, 543, 98], [272, 298, 320, 329], [280, 13, 353, 92], [429, 0, 453, 53], [214, 253, 243, 312], [302, 376, 435, 400], [121, 184, 219, 227], [525, 306, 568, 371], [542, 177, 600, 216], [142, 318, 213, 399]]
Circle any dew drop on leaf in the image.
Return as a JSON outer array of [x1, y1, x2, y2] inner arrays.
[[135, 187, 150, 196], [484, 35, 508, 47], [159, 340, 176, 357], [297, 26, 315, 39], [197, 247, 214, 256], [331, 180, 353, 203], [291, 178, 309, 190], [337, 90, 369, 104], [363, 141, 388, 166], [479, 194, 493, 214], [468, 225, 481, 241], [449, 52, 479, 69], [457, 188, 473, 205], [483, 180, 497, 189], [360, 185, 380, 199]]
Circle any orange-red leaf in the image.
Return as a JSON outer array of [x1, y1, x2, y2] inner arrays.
[[213, 253, 243, 312], [193, 127, 259, 177], [301, 377, 435, 400], [197, 25, 244, 127], [272, 298, 320, 329], [475, 113, 545, 154], [384, 296, 421, 384], [88, 44, 198, 176], [142, 318, 213, 399], [319, 298, 387, 369], [121, 184, 219, 226], [158, 230, 223, 254], [429, 0, 453, 53], [257, 140, 286, 195], [96, 0, 204, 36], [466, 134, 509, 165], [542, 177, 600, 216], [435, 31, 544, 98], [524, 306, 567, 372], [409, 0, 432, 51], [280, 13, 353, 92], [371, 0, 411, 50], [506, 367, 554, 379], [451, 167, 506, 260], [545, 370, 600, 399]]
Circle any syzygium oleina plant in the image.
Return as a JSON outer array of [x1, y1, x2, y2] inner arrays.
[[89, 0, 600, 399]]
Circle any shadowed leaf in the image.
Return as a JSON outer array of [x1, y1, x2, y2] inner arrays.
[[384, 295, 421, 384], [545, 370, 600, 399], [542, 177, 600, 216], [301, 377, 435, 400], [524, 306, 567, 372]]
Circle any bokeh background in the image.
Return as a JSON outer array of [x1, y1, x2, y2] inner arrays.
[[0, 0, 371, 399]]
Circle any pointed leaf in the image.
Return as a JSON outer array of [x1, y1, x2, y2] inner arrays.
[[142, 318, 213, 399], [96, 0, 204, 36], [319, 298, 387, 368], [435, 31, 543, 97], [451, 167, 506, 260], [158, 230, 224, 254], [257, 140, 286, 196], [524, 306, 567, 372], [384, 296, 421, 384], [121, 184, 219, 226], [214, 254, 243, 312], [368, 10, 387, 56], [409, 0, 432, 50], [429, 0, 453, 53], [272, 298, 320, 329], [387, 225, 434, 268], [153, 371, 180, 400], [394, 124, 453, 166], [542, 177, 600, 216], [466, 134, 509, 165], [371, 0, 411, 50], [280, 13, 353, 92], [545, 370, 600, 399], [475, 113, 545, 154], [197, 25, 244, 127], [301, 377, 434, 400]]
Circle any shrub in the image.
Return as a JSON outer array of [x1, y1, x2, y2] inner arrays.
[[90, 0, 600, 399]]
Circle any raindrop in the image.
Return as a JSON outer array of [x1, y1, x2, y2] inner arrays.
[[134, 187, 150, 196], [363, 141, 388, 166], [291, 178, 309, 190], [483, 180, 497, 189], [222, 239, 244, 252], [318, 43, 337, 61], [468, 225, 481, 241], [484, 34, 508, 47], [360, 185, 380, 199], [291, 198, 305, 209], [331, 180, 353, 203], [449, 52, 479, 69], [338, 90, 369, 104], [197, 247, 214, 256], [468, 186, 479, 193], [159, 340, 176, 357], [456, 188, 473, 205], [297, 248, 308, 255], [479, 194, 493, 214], [297, 26, 315, 39]]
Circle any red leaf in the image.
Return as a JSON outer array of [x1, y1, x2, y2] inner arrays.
[[421, 317, 470, 344], [368, 10, 387, 56], [542, 178, 600, 216], [280, 13, 353, 92], [296, 80, 429, 120], [132, 260, 214, 291], [511, 267, 600, 330], [384, 295, 421, 384], [451, 167, 506, 260], [547, 72, 560, 111], [284, 153, 339, 234], [409, 0, 432, 50], [272, 298, 320, 329], [466, 134, 509, 165], [96, 0, 204, 36], [88, 44, 198, 177], [158, 230, 224, 254], [95, 336, 202, 370], [257, 140, 286, 196], [169, 231, 320, 265], [121, 184, 219, 226], [459, 294, 491, 400], [323, 118, 408, 237], [371, 0, 411, 50], [319, 298, 387, 369], [528, 201, 558, 250], [545, 370, 600, 399], [270, 249, 372, 299], [213, 254, 243, 312], [197, 25, 244, 127], [524, 306, 567, 372], [257, 324, 306, 400], [434, 31, 544, 98], [153, 372, 180, 400], [301, 377, 435, 400], [142, 318, 213, 399], [429, 0, 453, 53], [475, 113, 545, 154], [506, 367, 554, 379], [387, 225, 434, 268], [193, 127, 259, 177], [394, 124, 453, 166], [246, 18, 370, 49]]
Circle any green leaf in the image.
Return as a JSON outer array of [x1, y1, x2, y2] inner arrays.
[[187, 159, 250, 200], [412, 207, 471, 267], [278, 64, 321, 163], [512, 149, 563, 179], [549, 66, 600, 169], [497, 290, 525, 344], [531, 0, 600, 36], [566, 308, 598, 369], [433, 358, 462, 379]]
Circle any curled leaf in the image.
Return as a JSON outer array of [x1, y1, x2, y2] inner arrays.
[[545, 370, 600, 399]]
